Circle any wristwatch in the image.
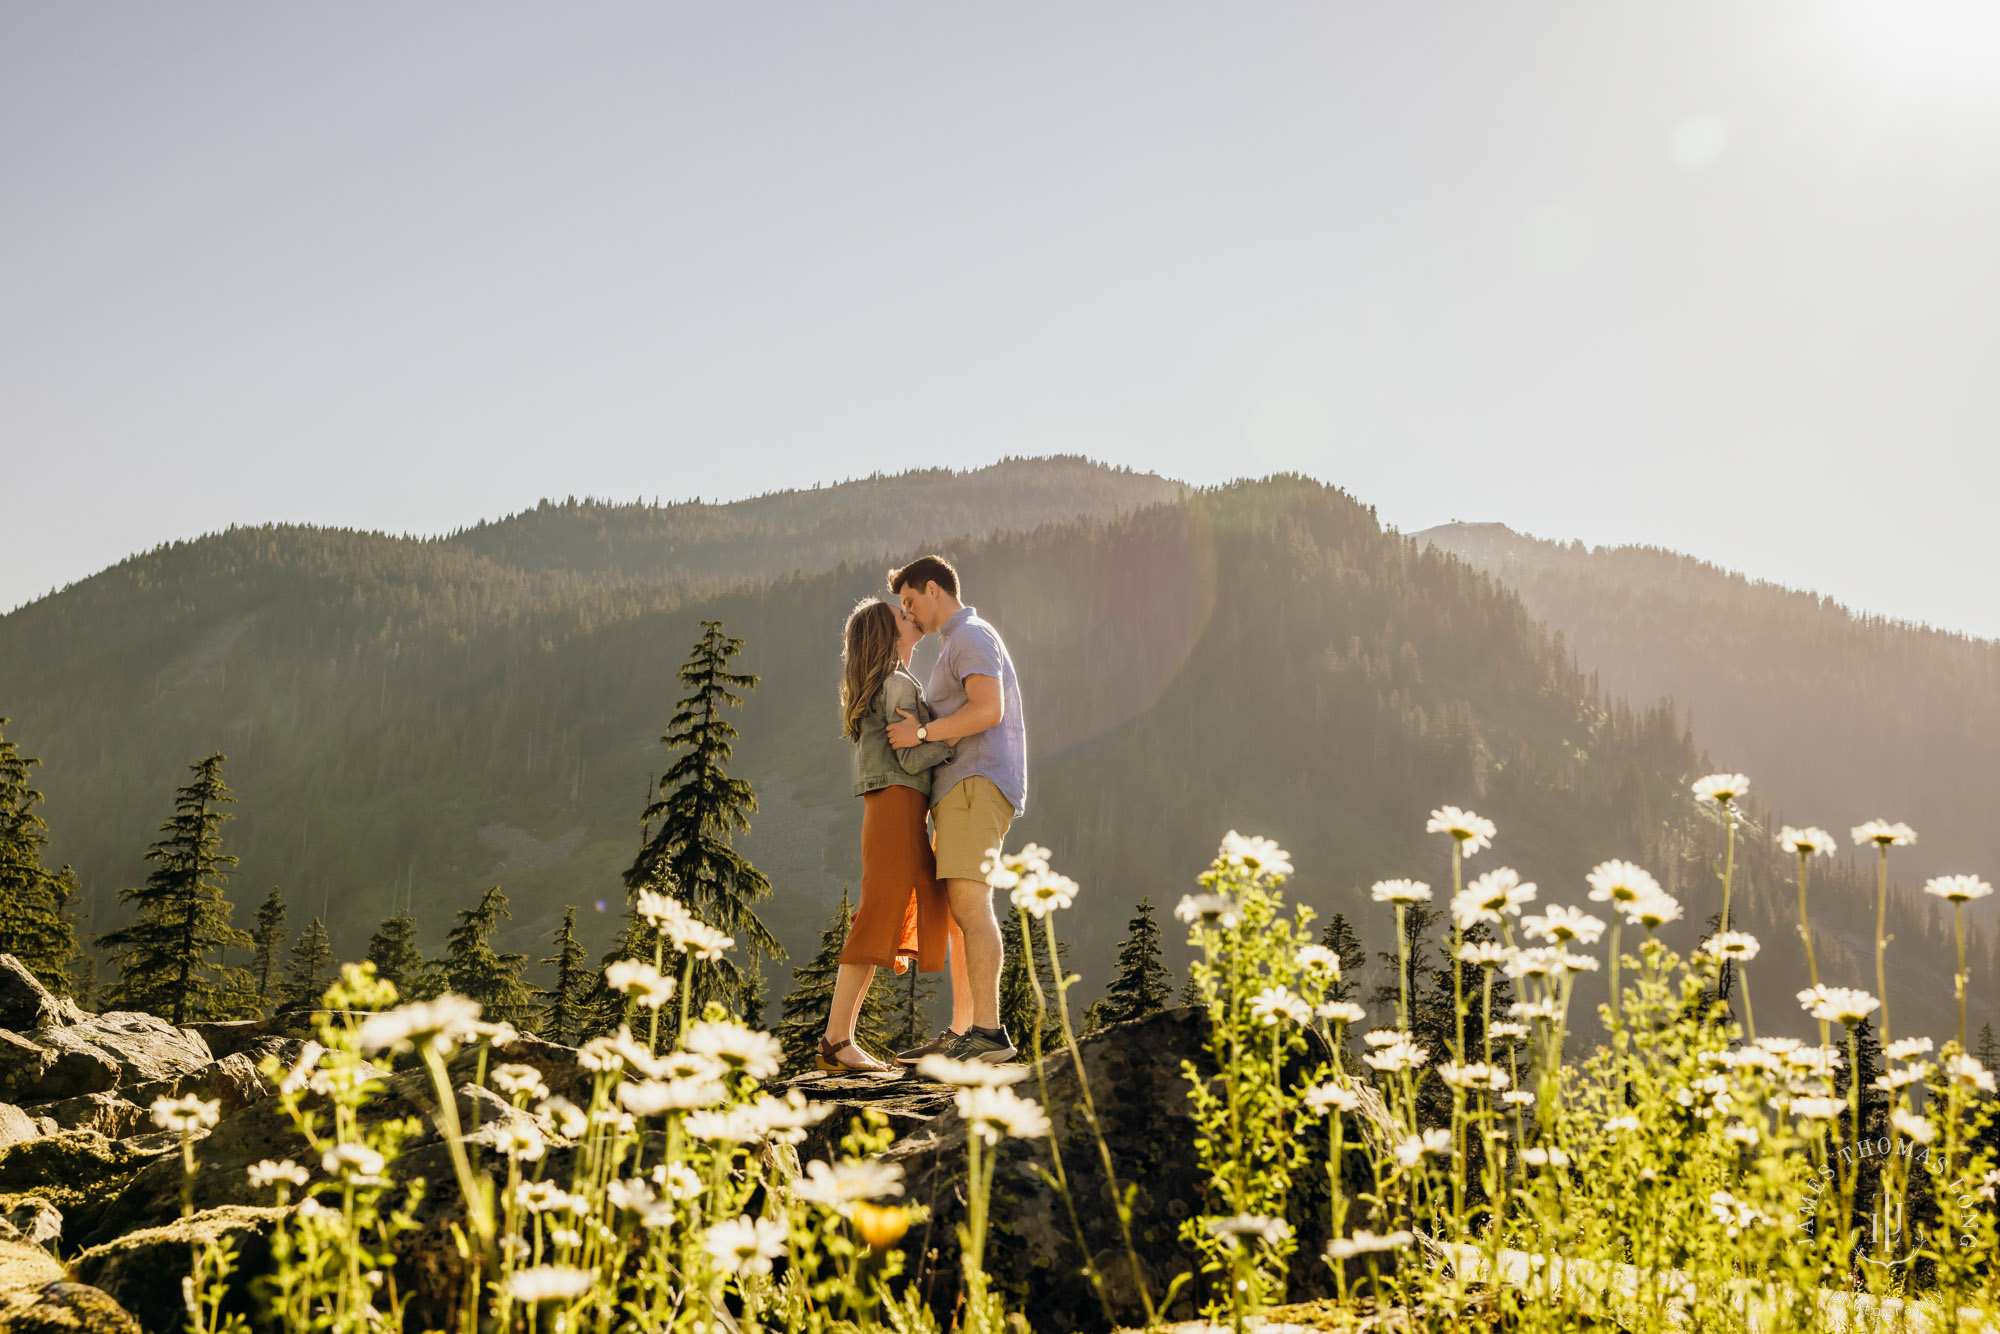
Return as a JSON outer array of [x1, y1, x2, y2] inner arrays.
[[916, 724, 929, 742]]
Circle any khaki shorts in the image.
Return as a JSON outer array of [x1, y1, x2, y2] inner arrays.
[[931, 776, 1015, 883]]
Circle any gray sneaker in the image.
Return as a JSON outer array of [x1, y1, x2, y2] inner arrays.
[[939, 1026, 1017, 1065], [895, 1028, 961, 1066]]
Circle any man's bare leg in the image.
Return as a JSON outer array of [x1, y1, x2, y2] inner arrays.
[[945, 877, 1003, 1031], [946, 913, 973, 1034]]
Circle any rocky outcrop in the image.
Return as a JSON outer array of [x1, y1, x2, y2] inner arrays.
[[0, 958, 86, 1033], [781, 1067, 956, 1164], [861, 1007, 1375, 1334], [0, 1282, 144, 1333], [72, 1205, 283, 1334], [0, 1194, 63, 1246]]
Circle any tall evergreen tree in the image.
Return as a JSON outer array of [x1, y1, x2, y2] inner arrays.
[[0, 719, 76, 993], [443, 886, 531, 1024], [622, 621, 783, 1013], [999, 912, 1070, 1053], [277, 916, 335, 1014], [367, 907, 437, 1002], [98, 753, 253, 1023], [1084, 897, 1172, 1032], [885, 953, 941, 1054], [773, 888, 893, 1074], [537, 906, 594, 1045], [1977, 1023, 1999, 1095], [1319, 912, 1365, 1007], [250, 887, 288, 1011]]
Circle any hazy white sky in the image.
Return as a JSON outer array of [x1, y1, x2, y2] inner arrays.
[[5, 5, 1999, 634]]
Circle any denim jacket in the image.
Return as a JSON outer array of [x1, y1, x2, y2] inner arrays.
[[851, 666, 955, 798]]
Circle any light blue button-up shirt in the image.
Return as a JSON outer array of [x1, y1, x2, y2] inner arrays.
[[926, 606, 1027, 817]]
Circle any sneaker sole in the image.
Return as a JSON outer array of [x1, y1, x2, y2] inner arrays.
[[967, 1045, 1017, 1064]]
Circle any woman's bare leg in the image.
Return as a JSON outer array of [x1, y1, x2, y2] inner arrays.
[[825, 963, 888, 1068], [947, 913, 973, 1033]]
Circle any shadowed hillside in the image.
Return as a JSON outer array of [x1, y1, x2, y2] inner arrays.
[[0, 470, 1988, 1044], [1417, 522, 2000, 907]]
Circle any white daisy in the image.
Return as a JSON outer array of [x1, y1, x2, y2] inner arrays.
[[1304, 1080, 1363, 1114], [1521, 1145, 1570, 1168], [1218, 831, 1294, 879], [1790, 1097, 1845, 1121], [915, 1054, 1030, 1088], [1891, 1108, 1936, 1144], [504, 1265, 595, 1304], [1249, 986, 1312, 1027], [1327, 1228, 1414, 1259], [490, 1064, 550, 1100], [1174, 893, 1240, 928], [1370, 879, 1432, 905], [1585, 860, 1661, 907], [1523, 904, 1605, 946], [1437, 1062, 1510, 1091], [792, 1158, 905, 1212], [703, 1215, 788, 1276], [1886, 1036, 1934, 1062], [1624, 892, 1683, 931], [1204, 1214, 1292, 1248], [245, 1159, 309, 1190], [1457, 941, 1515, 968], [1702, 932, 1760, 962], [1851, 820, 1916, 849], [954, 1085, 1052, 1144], [1427, 806, 1496, 855], [1796, 985, 1879, 1025], [1010, 872, 1080, 918], [683, 1020, 782, 1082], [1923, 875, 1993, 904], [1692, 773, 1749, 806], [1778, 827, 1837, 857], [604, 960, 677, 1010], [1363, 1039, 1429, 1074], [1315, 1001, 1366, 1025], [1393, 1128, 1453, 1167], [150, 1094, 220, 1134], [356, 994, 484, 1057], [1294, 944, 1341, 976]]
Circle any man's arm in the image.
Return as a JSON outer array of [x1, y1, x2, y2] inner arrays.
[[887, 674, 1001, 748]]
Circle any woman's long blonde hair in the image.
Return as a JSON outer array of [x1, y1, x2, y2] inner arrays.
[[840, 598, 901, 740]]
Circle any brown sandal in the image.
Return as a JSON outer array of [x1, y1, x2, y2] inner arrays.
[[816, 1037, 889, 1073]]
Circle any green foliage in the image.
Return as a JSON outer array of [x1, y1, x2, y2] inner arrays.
[[276, 916, 334, 1015], [1319, 912, 1364, 1006], [1083, 897, 1172, 1032], [365, 908, 435, 1003], [999, 912, 1069, 1053], [442, 886, 531, 1025], [97, 753, 253, 1023], [0, 719, 77, 993], [624, 620, 782, 1015], [536, 905, 593, 1045], [249, 886, 286, 1009]]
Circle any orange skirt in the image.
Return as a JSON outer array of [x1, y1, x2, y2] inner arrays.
[[844, 784, 947, 973]]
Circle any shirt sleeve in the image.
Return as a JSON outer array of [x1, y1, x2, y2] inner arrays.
[[950, 623, 1005, 682]]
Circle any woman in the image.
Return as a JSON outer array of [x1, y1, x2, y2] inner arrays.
[[819, 597, 955, 1071]]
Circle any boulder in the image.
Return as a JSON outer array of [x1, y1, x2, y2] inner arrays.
[[0, 1016, 214, 1109], [179, 1020, 277, 1061], [0, 1193, 62, 1247], [0, 1102, 40, 1151], [0, 1131, 177, 1216], [0, 958, 86, 1032], [120, 1054, 269, 1125], [72, 1205, 281, 1334], [876, 1006, 1376, 1333], [0, 1238, 64, 1292], [782, 1068, 956, 1165], [0, 1282, 144, 1333], [25, 1093, 146, 1141]]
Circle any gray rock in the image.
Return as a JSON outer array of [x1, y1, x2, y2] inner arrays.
[[0, 1282, 144, 1334], [0, 1237, 64, 1292], [39, 1014, 213, 1087], [782, 1067, 956, 1165], [27, 1092, 146, 1141], [0, 1193, 63, 1246], [121, 1053, 269, 1126], [0, 1131, 177, 1217], [180, 1019, 278, 1061], [0, 956, 85, 1032], [72, 1204, 281, 1334], [0, 1102, 40, 1151]]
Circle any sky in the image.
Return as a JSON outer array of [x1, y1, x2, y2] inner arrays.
[[5, 4, 1999, 635]]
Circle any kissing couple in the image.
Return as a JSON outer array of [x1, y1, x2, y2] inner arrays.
[[816, 554, 1027, 1073]]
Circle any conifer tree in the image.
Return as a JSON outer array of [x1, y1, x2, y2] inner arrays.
[[444, 886, 531, 1024], [98, 753, 253, 1023], [1319, 912, 1365, 1007], [250, 887, 287, 1010], [1084, 897, 1172, 1032], [537, 906, 594, 1045], [623, 621, 783, 1013], [742, 964, 768, 1033], [367, 908, 436, 1002], [0, 719, 77, 993], [1977, 1023, 1999, 1096], [885, 954, 940, 1054], [773, 888, 896, 1074], [999, 914, 1069, 1053], [277, 916, 335, 1015]]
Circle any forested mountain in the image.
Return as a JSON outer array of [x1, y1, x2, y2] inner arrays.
[[1417, 522, 2000, 907], [0, 464, 1988, 1045]]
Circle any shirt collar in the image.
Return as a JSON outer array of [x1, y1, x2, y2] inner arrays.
[[940, 606, 975, 638]]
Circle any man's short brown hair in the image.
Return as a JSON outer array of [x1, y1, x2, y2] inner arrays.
[[888, 554, 959, 598]]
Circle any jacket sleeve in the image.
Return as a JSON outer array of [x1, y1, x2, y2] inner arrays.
[[882, 674, 955, 774]]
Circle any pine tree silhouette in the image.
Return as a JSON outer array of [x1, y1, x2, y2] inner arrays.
[[1084, 897, 1172, 1032], [250, 887, 287, 1011], [278, 916, 335, 1015], [1319, 912, 1365, 1007], [99, 753, 253, 1023], [1977, 1023, 1999, 1091], [444, 886, 531, 1025], [776, 887, 849, 1075], [623, 621, 783, 1015], [367, 907, 434, 1002], [0, 719, 78, 994], [537, 906, 594, 1045], [885, 951, 941, 1054], [999, 910, 1069, 1053]]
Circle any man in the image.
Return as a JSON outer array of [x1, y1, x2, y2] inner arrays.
[[884, 554, 1026, 1065]]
